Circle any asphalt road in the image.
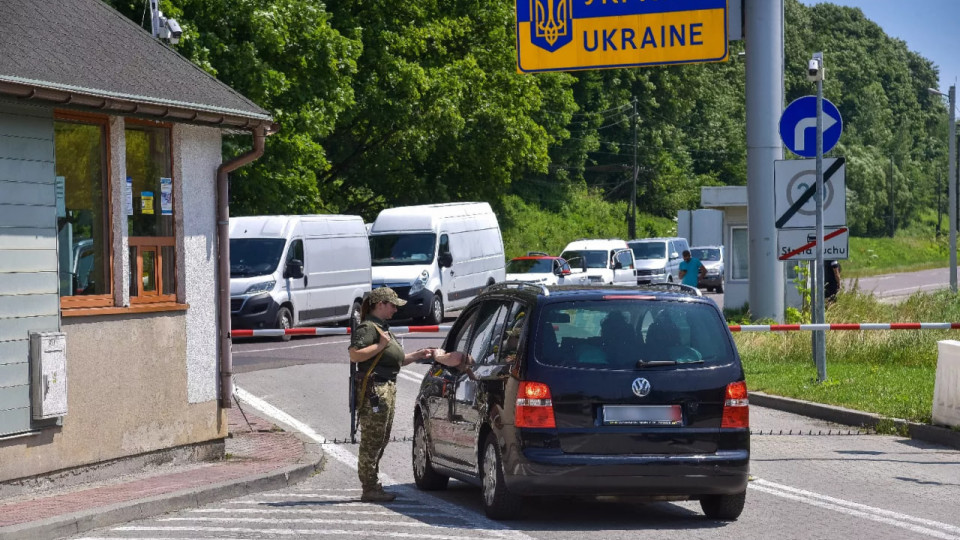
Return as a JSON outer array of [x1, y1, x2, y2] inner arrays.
[[76, 326, 960, 540]]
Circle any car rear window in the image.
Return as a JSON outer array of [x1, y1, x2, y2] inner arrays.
[[534, 300, 735, 370]]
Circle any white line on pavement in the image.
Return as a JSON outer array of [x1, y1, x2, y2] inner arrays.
[[234, 339, 352, 355], [159, 516, 461, 528], [189, 507, 442, 517], [233, 386, 534, 540], [751, 479, 960, 539], [112, 527, 498, 540]]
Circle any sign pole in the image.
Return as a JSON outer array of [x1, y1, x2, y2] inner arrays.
[[813, 52, 827, 382]]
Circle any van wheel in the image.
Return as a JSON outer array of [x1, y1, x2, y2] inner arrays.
[[275, 307, 293, 342], [481, 433, 522, 520], [425, 294, 443, 325], [700, 490, 746, 521], [412, 417, 448, 490], [716, 282, 724, 294], [342, 300, 362, 330]]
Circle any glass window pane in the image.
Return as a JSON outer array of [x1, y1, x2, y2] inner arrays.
[[161, 245, 175, 295], [142, 249, 157, 292], [125, 125, 173, 237], [731, 227, 749, 280], [129, 246, 138, 296], [55, 120, 109, 297]]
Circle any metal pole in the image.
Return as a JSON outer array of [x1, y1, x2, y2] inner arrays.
[[949, 85, 957, 292], [745, 0, 786, 322], [630, 98, 638, 239], [813, 52, 827, 382], [150, 0, 161, 38]]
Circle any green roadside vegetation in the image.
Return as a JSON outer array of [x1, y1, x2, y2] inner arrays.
[[731, 288, 960, 424], [844, 211, 951, 278]]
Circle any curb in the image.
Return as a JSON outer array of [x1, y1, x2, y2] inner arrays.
[[751, 392, 960, 450], [0, 440, 324, 540]]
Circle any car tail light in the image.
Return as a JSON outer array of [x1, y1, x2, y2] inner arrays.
[[515, 381, 556, 428], [721, 381, 749, 428]]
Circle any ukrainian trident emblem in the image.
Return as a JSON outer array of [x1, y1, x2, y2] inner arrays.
[[531, 0, 572, 52]]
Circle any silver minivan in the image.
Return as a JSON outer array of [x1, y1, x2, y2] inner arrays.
[[628, 237, 690, 284]]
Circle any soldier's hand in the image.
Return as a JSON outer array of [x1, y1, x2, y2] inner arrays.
[[375, 326, 391, 348]]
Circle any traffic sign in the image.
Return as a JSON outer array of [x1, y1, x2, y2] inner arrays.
[[779, 96, 843, 157], [774, 158, 846, 229], [777, 227, 849, 261], [515, 0, 728, 73]]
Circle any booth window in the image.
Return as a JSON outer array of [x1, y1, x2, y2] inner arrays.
[[731, 226, 749, 280], [54, 113, 112, 309], [126, 122, 176, 303]]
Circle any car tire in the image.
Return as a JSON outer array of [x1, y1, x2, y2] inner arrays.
[[425, 294, 444, 325], [481, 433, 522, 520], [342, 299, 362, 330], [275, 306, 293, 342], [700, 490, 745, 521], [716, 282, 724, 294], [412, 417, 449, 490]]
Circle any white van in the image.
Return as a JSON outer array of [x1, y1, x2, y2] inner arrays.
[[229, 215, 371, 339], [627, 236, 691, 284], [559, 239, 636, 286], [368, 202, 505, 324]]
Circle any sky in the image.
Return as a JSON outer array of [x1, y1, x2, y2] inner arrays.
[[798, 0, 959, 92]]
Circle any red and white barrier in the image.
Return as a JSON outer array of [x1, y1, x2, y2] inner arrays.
[[729, 323, 960, 332], [231, 325, 453, 338]]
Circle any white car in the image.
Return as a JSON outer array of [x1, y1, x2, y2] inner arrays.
[[505, 255, 590, 286]]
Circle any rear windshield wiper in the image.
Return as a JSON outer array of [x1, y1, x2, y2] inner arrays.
[[635, 358, 704, 367]]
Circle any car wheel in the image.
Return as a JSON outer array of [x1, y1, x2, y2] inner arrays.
[[481, 433, 522, 520], [412, 418, 449, 490], [716, 282, 724, 294], [700, 490, 745, 521], [275, 306, 293, 342], [342, 299, 362, 330], [425, 294, 444, 325], [667, 275, 673, 283]]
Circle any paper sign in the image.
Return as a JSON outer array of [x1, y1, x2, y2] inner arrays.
[[125, 177, 133, 216], [55, 176, 66, 218], [160, 177, 173, 215], [141, 191, 154, 215]]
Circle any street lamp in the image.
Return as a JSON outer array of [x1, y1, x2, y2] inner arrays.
[[929, 86, 957, 293]]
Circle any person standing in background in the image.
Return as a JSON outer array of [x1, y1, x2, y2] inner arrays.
[[678, 250, 706, 288], [824, 259, 842, 305]]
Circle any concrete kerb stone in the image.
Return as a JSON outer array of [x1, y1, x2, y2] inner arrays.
[[0, 439, 324, 540], [751, 391, 960, 450]]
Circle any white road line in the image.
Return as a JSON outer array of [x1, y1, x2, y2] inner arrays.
[[233, 386, 535, 540], [397, 370, 426, 384], [189, 507, 442, 517], [221, 500, 424, 509], [751, 480, 960, 539], [235, 330, 445, 355], [112, 527, 498, 540], [158, 517, 459, 528]]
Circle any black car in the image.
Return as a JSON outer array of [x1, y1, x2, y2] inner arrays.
[[411, 282, 749, 520]]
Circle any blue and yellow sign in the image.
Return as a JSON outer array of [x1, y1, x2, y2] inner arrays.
[[516, 0, 728, 73]]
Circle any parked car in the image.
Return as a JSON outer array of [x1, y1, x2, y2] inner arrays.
[[229, 215, 371, 340], [559, 239, 636, 286], [411, 282, 750, 520], [368, 202, 505, 324], [628, 237, 691, 285], [690, 245, 725, 293], [504, 255, 589, 286]]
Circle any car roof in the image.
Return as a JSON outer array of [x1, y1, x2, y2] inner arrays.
[[690, 245, 723, 250], [510, 256, 560, 261], [483, 282, 708, 305]]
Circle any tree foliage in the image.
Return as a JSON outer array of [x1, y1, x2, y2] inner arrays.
[[104, 0, 949, 238]]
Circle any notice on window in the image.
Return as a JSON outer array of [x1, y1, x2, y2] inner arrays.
[[141, 191, 154, 215], [125, 177, 134, 216], [160, 177, 173, 215], [55, 176, 66, 218]]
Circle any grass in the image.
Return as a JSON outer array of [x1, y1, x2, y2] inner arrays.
[[734, 287, 960, 424], [845, 234, 949, 278]]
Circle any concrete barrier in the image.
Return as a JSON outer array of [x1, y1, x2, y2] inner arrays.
[[933, 340, 960, 428]]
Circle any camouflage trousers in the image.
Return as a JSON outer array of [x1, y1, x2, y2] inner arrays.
[[357, 380, 397, 492]]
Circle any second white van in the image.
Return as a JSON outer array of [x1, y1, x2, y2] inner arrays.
[[229, 215, 372, 339], [559, 239, 636, 286], [368, 202, 505, 324]]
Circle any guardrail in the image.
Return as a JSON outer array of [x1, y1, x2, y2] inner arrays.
[[231, 322, 960, 338]]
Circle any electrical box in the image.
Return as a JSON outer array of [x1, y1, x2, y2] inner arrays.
[[30, 332, 68, 419]]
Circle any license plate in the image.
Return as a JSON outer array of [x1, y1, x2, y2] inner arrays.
[[602, 405, 682, 426]]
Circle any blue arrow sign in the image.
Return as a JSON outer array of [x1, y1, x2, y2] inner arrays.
[[779, 96, 843, 157]]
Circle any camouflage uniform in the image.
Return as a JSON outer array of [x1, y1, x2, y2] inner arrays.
[[350, 287, 408, 496]]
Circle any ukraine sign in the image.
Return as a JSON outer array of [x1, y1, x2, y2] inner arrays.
[[516, 0, 729, 73]]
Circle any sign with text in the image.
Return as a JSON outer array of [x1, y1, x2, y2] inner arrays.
[[515, 0, 728, 73], [777, 227, 849, 261]]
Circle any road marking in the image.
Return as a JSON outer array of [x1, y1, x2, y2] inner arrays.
[[751, 478, 960, 539], [159, 516, 463, 528], [189, 507, 442, 517], [397, 370, 425, 384], [881, 283, 947, 295], [111, 527, 499, 539], [235, 339, 352, 355], [233, 386, 535, 540]]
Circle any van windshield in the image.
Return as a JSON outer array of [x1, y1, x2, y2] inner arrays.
[[370, 233, 437, 266], [691, 248, 722, 261], [560, 250, 608, 269], [230, 238, 286, 277], [629, 242, 666, 259], [535, 300, 735, 370]]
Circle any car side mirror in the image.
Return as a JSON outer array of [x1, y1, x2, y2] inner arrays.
[[670, 252, 680, 260], [553, 266, 564, 276], [284, 259, 304, 279], [438, 252, 453, 268]]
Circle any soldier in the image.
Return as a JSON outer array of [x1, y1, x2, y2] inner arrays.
[[348, 287, 463, 502]]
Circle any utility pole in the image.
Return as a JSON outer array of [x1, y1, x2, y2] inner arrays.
[[938, 172, 942, 237], [890, 157, 895, 237], [951, 85, 957, 293], [811, 51, 827, 383], [630, 97, 638, 240]]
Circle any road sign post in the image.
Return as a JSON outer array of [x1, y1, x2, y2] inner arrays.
[[812, 52, 827, 383]]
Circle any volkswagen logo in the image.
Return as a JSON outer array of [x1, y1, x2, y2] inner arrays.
[[631, 377, 651, 398]]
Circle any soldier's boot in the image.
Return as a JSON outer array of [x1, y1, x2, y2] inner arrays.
[[361, 487, 396, 503]]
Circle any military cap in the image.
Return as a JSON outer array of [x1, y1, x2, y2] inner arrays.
[[368, 286, 407, 306]]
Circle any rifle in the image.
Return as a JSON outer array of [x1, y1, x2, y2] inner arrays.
[[349, 360, 358, 443]]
